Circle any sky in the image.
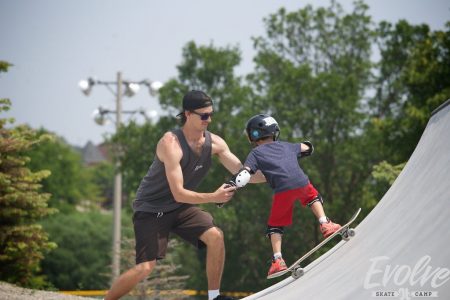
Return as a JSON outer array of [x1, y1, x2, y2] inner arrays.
[[1, 0, 449, 147]]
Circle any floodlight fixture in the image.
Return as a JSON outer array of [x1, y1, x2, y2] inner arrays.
[[79, 77, 95, 96], [92, 107, 110, 126], [149, 81, 163, 96], [124, 82, 140, 97]]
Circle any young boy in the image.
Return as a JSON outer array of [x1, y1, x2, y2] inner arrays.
[[240, 113, 342, 277]]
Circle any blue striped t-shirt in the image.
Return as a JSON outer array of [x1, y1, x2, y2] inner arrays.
[[244, 141, 309, 193]]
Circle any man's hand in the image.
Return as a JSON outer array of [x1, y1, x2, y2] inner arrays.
[[214, 183, 236, 203], [215, 183, 237, 207]]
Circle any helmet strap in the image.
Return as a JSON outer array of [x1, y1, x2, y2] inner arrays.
[[273, 131, 280, 141]]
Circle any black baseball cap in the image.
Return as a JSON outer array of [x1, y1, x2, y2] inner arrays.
[[177, 90, 213, 117]]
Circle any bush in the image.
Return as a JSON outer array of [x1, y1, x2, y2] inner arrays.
[[40, 211, 114, 290]]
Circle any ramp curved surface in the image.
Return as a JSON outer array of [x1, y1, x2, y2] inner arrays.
[[244, 100, 450, 299]]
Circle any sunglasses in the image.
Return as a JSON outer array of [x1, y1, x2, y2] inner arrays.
[[190, 110, 214, 121]]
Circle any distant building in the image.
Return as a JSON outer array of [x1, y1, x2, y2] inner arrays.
[[81, 141, 108, 166]]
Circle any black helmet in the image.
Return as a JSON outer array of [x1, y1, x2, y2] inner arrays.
[[246, 114, 280, 142]]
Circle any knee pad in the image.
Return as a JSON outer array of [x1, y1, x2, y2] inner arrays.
[[307, 194, 324, 207], [265, 226, 284, 238]]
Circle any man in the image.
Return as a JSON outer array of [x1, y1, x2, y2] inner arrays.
[[105, 90, 257, 300]]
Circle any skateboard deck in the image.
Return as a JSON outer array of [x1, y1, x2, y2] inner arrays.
[[267, 207, 361, 279]]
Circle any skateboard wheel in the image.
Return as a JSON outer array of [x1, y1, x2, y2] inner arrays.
[[342, 228, 355, 241], [341, 229, 350, 241], [292, 267, 304, 279]]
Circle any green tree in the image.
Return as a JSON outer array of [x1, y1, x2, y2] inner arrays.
[[370, 21, 450, 163], [88, 160, 115, 208], [40, 211, 114, 290], [364, 161, 405, 209], [25, 129, 102, 211], [0, 61, 13, 73], [0, 93, 57, 287]]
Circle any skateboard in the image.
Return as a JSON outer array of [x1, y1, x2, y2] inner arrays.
[[267, 207, 361, 280]]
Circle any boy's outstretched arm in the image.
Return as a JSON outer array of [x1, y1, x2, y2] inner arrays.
[[228, 166, 266, 187], [249, 169, 266, 183]]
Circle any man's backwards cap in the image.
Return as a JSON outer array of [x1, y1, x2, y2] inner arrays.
[[177, 90, 213, 117]]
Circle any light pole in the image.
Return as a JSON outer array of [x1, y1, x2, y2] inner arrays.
[[79, 71, 162, 281]]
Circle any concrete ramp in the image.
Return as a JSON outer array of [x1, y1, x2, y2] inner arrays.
[[244, 100, 450, 300]]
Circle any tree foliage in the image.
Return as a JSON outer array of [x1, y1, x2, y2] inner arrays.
[[40, 211, 114, 290], [370, 20, 450, 163], [0, 62, 113, 290], [362, 160, 406, 211], [0, 97, 57, 288], [25, 129, 102, 211]]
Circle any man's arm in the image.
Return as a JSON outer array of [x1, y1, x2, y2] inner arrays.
[[211, 133, 242, 174], [211, 133, 266, 184], [157, 132, 235, 204]]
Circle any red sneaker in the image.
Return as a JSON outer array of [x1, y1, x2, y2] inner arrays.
[[268, 257, 287, 276], [320, 219, 342, 238]]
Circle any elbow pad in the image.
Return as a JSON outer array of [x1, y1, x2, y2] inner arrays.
[[217, 168, 252, 208], [301, 141, 314, 157], [229, 168, 252, 188]]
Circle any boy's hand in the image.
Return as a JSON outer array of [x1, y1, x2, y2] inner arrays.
[[301, 141, 314, 157]]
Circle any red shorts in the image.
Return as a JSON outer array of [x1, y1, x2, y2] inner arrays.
[[268, 182, 319, 227]]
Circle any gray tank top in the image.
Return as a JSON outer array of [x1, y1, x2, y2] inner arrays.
[[133, 128, 212, 213]]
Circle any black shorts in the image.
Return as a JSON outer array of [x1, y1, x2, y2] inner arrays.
[[133, 204, 215, 264]]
